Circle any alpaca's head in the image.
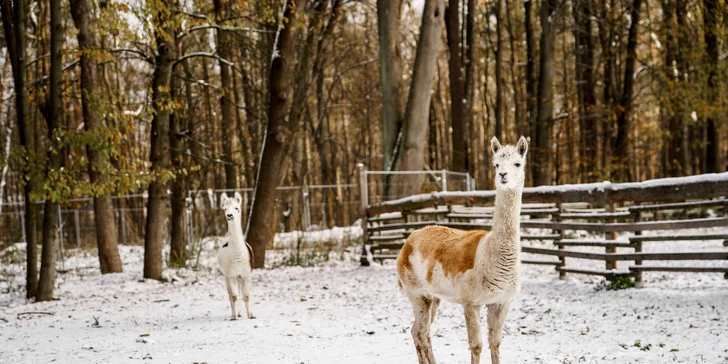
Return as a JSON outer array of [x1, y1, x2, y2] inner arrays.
[[220, 192, 243, 224], [491, 136, 528, 190]]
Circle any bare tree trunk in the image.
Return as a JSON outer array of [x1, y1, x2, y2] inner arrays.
[[391, 0, 445, 198], [70, 0, 123, 274], [675, 0, 691, 176], [169, 47, 186, 268], [599, 0, 617, 178], [214, 0, 238, 189], [144, 0, 176, 280], [246, 0, 306, 268], [662, 0, 684, 176], [37, 0, 65, 301], [573, 0, 598, 181], [505, 0, 523, 138], [446, 0, 467, 172], [703, 0, 721, 173], [0, 54, 10, 213], [533, 0, 557, 186], [524, 0, 537, 182], [611, 0, 641, 181], [378, 0, 405, 171], [493, 0, 505, 141], [1, 0, 40, 298], [464, 0, 475, 177]]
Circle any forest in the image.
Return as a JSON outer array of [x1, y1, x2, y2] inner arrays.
[[0, 0, 725, 301]]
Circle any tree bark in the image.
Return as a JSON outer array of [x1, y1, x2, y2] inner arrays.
[[702, 0, 721, 173], [144, 0, 176, 280], [37, 0, 65, 301], [611, 0, 641, 181], [675, 0, 690, 176], [446, 0, 467, 173], [573, 0, 598, 181], [169, 47, 186, 268], [493, 0, 505, 141], [70, 0, 123, 274], [598, 0, 618, 177], [377, 0, 405, 171], [214, 0, 238, 189], [246, 0, 306, 268], [464, 0, 475, 177], [533, 0, 557, 186], [391, 0, 445, 198], [524, 0, 537, 182], [2, 0, 40, 298]]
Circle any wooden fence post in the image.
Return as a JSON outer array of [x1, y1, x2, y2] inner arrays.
[[358, 164, 370, 266], [555, 203, 565, 279], [633, 209, 643, 287], [606, 202, 617, 273]]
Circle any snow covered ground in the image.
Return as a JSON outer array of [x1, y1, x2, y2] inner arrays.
[[1, 232, 727, 364]]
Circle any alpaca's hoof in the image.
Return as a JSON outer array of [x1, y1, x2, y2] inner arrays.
[[248, 314, 256, 319], [230, 316, 238, 321]]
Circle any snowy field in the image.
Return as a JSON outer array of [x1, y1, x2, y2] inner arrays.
[[1, 231, 727, 364]]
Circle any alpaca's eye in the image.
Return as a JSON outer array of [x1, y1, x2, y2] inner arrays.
[[495, 164, 500, 168], [515, 163, 521, 168]]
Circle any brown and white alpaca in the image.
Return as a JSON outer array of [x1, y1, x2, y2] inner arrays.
[[396, 136, 527, 364], [217, 192, 255, 320]]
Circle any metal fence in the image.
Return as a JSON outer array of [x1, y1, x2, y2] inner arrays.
[[0, 169, 475, 252], [0, 195, 149, 251], [363, 169, 475, 205]]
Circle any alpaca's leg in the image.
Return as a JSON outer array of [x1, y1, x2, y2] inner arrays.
[[226, 277, 239, 320], [240, 275, 254, 319], [463, 304, 483, 364], [430, 297, 440, 324], [486, 302, 510, 364], [410, 295, 436, 364]]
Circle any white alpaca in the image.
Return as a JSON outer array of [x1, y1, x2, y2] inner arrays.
[[397, 136, 527, 364], [217, 192, 255, 320]]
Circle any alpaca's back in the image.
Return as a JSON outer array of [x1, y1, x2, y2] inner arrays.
[[397, 226, 492, 303]]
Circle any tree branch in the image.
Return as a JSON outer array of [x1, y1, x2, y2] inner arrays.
[[173, 52, 233, 67], [109, 48, 152, 63]]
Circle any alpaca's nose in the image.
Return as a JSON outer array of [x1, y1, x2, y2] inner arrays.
[[499, 172, 507, 178], [226, 214, 233, 219]]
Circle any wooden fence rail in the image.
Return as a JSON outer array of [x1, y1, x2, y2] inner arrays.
[[359, 171, 728, 286], [367, 173, 728, 215]]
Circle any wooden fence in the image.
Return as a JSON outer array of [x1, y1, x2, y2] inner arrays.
[[359, 169, 728, 286]]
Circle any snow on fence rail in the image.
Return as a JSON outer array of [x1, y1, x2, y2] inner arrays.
[[360, 173, 728, 286], [366, 172, 728, 215]]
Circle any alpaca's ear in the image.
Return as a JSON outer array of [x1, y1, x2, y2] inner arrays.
[[220, 193, 228, 206], [234, 192, 242, 205], [517, 136, 528, 157], [490, 136, 502, 155]]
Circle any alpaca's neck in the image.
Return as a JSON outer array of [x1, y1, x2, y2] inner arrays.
[[227, 221, 245, 246], [490, 187, 522, 246]]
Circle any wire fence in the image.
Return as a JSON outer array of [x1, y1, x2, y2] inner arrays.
[[0, 195, 149, 251], [0, 169, 475, 253], [364, 169, 475, 205]]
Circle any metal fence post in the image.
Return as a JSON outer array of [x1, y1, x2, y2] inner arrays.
[[358, 164, 370, 266], [302, 185, 311, 231], [120, 210, 127, 245], [20, 209, 26, 243], [58, 205, 65, 270], [74, 210, 81, 249], [441, 169, 447, 192], [465, 173, 471, 192]]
